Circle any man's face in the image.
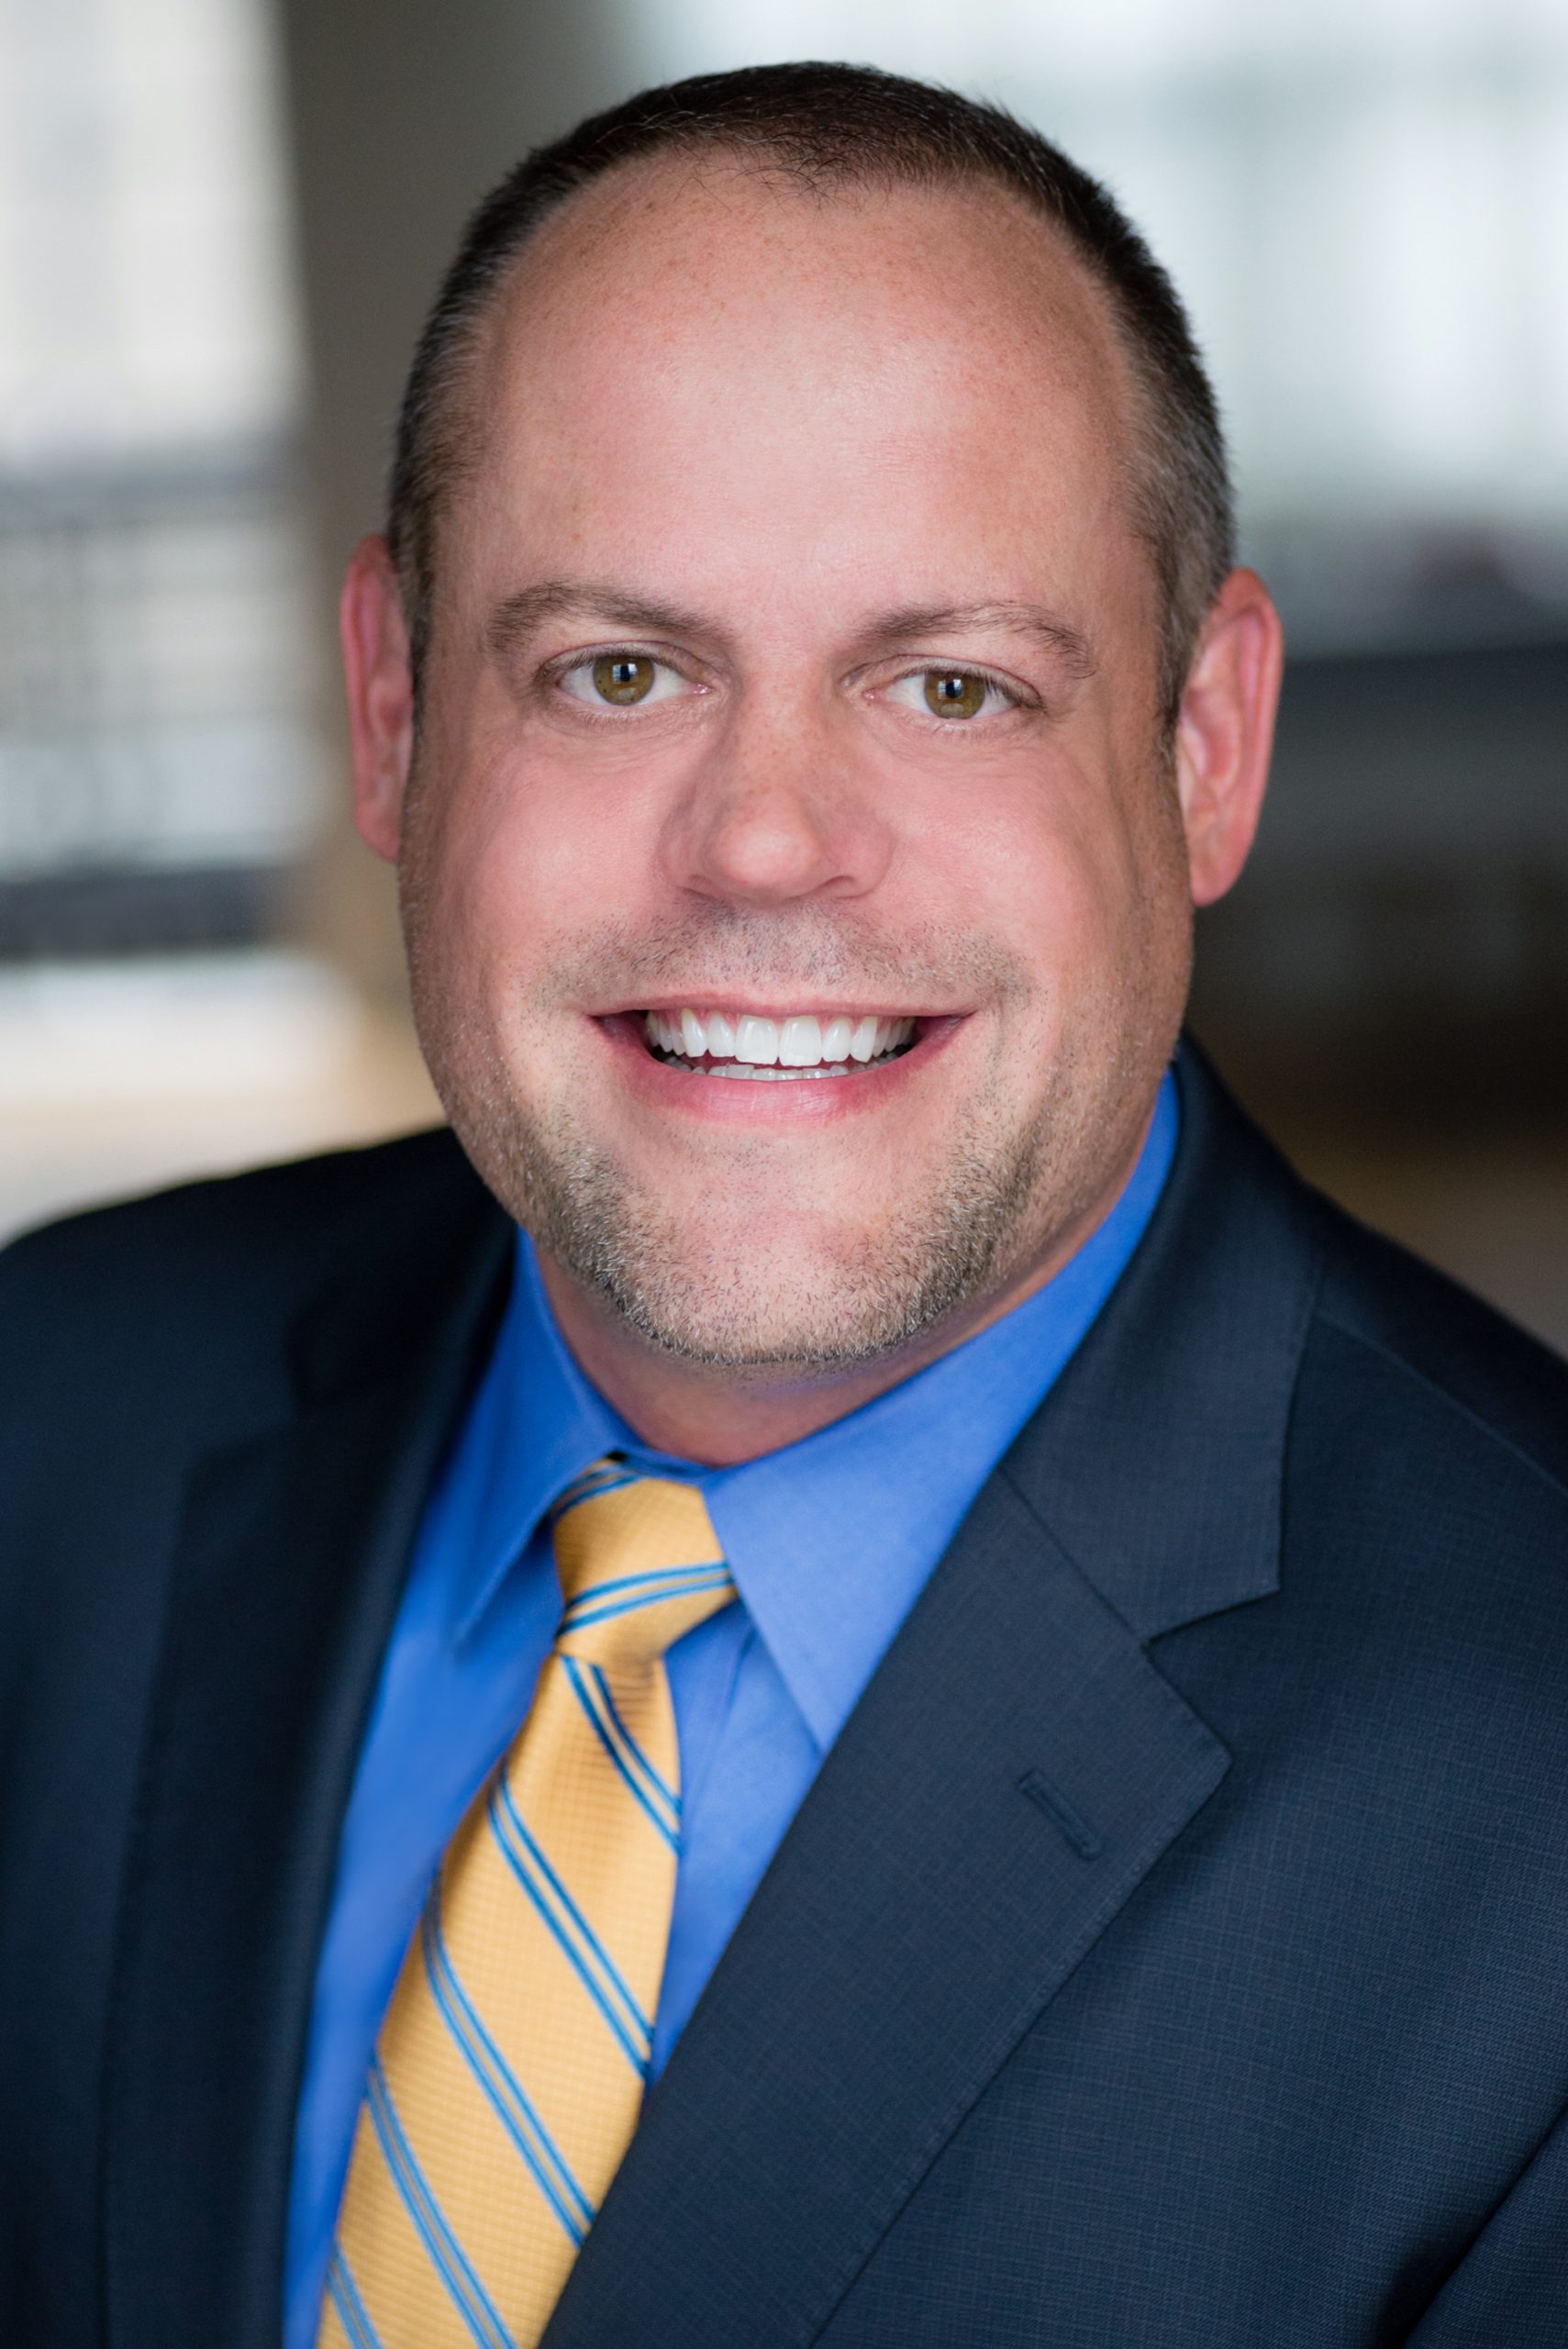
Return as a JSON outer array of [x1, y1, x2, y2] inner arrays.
[[393, 163, 1199, 1373]]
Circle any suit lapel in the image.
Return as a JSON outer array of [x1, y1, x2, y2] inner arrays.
[[102, 1150, 510, 2349], [543, 1046, 1323, 2348], [543, 1468, 1229, 2349]]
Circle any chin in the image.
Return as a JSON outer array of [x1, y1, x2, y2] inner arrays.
[[544, 1176, 1042, 1375], [428, 977, 1151, 1377]]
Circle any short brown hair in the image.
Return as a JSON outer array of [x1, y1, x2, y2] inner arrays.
[[387, 61, 1235, 724]]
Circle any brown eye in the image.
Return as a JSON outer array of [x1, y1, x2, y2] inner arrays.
[[923, 670, 987, 720], [593, 653, 656, 705]]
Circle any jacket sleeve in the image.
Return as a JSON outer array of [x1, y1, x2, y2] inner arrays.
[[1406, 2095, 1568, 2343]]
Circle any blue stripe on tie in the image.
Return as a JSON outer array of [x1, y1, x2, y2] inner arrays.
[[562, 1657, 681, 1851], [551, 1463, 639, 1517], [421, 1907, 594, 2245], [561, 1560, 723, 1614], [585, 1660, 678, 1806], [365, 2061, 517, 2349], [566, 1570, 733, 1631], [488, 1777, 651, 2077], [327, 2251, 384, 2349]]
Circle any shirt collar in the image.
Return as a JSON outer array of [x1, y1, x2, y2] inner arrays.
[[450, 1069, 1180, 1742], [447, 1240, 642, 1643]]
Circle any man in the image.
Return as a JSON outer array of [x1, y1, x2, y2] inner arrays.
[[3, 59, 1568, 2349]]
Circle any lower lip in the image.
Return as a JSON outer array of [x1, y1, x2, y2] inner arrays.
[[596, 1013, 965, 1122]]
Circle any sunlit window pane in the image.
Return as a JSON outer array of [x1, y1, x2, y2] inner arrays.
[[0, 0, 317, 960], [629, 0, 1568, 636]]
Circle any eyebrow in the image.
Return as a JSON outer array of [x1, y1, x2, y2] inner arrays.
[[488, 581, 719, 654], [487, 581, 1096, 679], [853, 603, 1097, 679]]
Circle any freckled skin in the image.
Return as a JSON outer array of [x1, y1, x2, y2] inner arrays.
[[342, 159, 1283, 1463]]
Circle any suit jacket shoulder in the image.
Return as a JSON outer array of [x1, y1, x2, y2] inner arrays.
[[0, 1124, 499, 1436], [1313, 1188, 1568, 1506], [0, 1121, 507, 1868]]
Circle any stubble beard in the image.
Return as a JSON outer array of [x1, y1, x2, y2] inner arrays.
[[406, 926, 1166, 1383], [455, 1049, 1072, 1375], [399, 759, 1185, 1379]]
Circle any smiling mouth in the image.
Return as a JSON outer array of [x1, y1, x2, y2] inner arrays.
[[640, 1007, 919, 1081]]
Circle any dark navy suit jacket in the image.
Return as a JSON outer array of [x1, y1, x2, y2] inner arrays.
[[5, 1044, 1568, 2346]]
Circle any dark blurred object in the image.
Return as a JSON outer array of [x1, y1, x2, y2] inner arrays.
[[0, 455, 316, 962], [1194, 624, 1567, 1130], [0, 864, 285, 961], [1191, 582, 1568, 1355]]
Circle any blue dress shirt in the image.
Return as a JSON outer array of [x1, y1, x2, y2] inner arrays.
[[284, 1071, 1178, 2344]]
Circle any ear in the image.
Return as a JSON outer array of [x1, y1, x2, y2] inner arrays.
[[339, 534, 416, 863], [1173, 566, 1284, 907]]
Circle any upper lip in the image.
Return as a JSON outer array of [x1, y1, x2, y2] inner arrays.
[[608, 999, 952, 1020]]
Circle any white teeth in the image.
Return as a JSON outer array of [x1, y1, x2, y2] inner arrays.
[[778, 1015, 822, 1067], [640, 1007, 917, 1074], [734, 1014, 780, 1065]]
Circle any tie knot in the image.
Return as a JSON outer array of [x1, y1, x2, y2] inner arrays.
[[550, 1459, 734, 1667]]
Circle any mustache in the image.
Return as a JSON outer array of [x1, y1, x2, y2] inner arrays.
[[537, 904, 1028, 1008]]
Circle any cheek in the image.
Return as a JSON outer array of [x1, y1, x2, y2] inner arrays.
[[929, 760, 1149, 983], [406, 734, 659, 1001], [962, 760, 1190, 1065]]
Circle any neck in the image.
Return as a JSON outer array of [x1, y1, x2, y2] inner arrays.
[[535, 1135, 1151, 1466]]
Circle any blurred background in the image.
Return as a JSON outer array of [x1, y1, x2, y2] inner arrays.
[[1, 0, 1564, 1341]]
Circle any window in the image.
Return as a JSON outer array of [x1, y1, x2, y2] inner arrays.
[[631, 0, 1568, 648], [0, 0, 318, 954]]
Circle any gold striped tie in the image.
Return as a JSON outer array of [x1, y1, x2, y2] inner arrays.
[[320, 1457, 736, 2349]]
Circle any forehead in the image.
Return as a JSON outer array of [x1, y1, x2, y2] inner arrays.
[[454, 156, 1141, 617]]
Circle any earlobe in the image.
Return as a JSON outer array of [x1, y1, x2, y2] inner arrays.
[[339, 535, 416, 864], [1173, 568, 1284, 909]]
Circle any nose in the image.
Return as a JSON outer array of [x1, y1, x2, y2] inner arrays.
[[662, 696, 894, 910]]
